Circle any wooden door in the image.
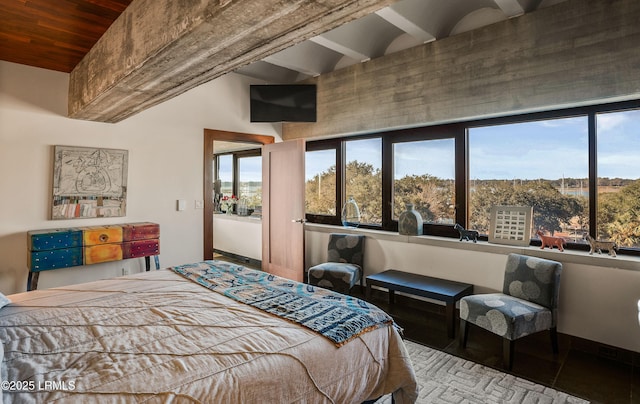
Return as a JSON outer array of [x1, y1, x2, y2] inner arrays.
[[262, 139, 305, 281]]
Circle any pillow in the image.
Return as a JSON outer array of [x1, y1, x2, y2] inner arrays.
[[0, 291, 11, 309]]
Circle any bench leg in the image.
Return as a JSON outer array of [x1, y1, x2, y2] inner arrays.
[[445, 302, 455, 338]]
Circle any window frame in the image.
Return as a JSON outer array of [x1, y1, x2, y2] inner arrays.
[[305, 143, 339, 219], [343, 136, 383, 227], [305, 126, 464, 235], [214, 148, 262, 199], [466, 114, 592, 249], [305, 99, 640, 256], [387, 125, 465, 237]]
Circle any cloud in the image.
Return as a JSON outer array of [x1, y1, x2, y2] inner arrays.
[[596, 113, 629, 134]]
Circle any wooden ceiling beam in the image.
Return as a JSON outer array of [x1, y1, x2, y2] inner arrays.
[[68, 0, 399, 123]]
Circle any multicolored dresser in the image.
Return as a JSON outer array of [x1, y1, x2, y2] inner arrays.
[[27, 222, 160, 291]]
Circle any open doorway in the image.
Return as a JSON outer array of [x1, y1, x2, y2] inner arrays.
[[203, 129, 274, 261]]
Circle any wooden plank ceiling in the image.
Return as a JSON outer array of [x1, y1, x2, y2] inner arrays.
[[0, 0, 133, 73]]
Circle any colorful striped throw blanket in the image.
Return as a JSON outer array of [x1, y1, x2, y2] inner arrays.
[[170, 260, 393, 346]]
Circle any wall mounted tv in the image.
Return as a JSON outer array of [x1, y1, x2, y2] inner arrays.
[[250, 84, 316, 122]]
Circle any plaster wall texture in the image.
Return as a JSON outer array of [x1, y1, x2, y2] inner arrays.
[[284, 0, 640, 140], [0, 60, 280, 294]]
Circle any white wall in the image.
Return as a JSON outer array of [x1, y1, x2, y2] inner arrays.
[[0, 61, 280, 295], [306, 225, 640, 353], [213, 215, 261, 260]]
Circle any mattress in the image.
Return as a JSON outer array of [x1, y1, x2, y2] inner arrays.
[[1, 264, 417, 403]]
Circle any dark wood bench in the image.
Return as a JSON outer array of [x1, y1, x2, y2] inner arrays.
[[366, 269, 473, 338]]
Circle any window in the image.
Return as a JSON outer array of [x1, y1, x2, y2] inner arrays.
[[305, 149, 336, 216], [214, 149, 261, 212], [468, 117, 589, 243], [345, 138, 382, 225], [305, 129, 458, 233], [304, 100, 640, 255], [216, 154, 233, 197], [238, 155, 262, 207], [596, 109, 640, 248], [393, 139, 455, 224]]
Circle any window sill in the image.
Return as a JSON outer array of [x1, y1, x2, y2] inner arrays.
[[304, 223, 640, 272]]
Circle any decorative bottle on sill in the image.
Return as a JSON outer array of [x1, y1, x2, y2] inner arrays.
[[341, 196, 361, 228], [237, 199, 247, 216], [399, 203, 423, 235]]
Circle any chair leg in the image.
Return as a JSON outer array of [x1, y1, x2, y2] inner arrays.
[[550, 327, 559, 354], [503, 339, 514, 371], [460, 319, 469, 348]]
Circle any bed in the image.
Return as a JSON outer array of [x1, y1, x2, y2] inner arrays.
[[1, 260, 417, 403]]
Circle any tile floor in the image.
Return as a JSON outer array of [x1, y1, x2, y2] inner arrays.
[[213, 255, 638, 403], [358, 288, 640, 404]]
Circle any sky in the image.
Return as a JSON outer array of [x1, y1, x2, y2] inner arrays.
[[306, 109, 640, 181], [468, 116, 589, 180], [218, 155, 262, 183], [238, 156, 262, 182]]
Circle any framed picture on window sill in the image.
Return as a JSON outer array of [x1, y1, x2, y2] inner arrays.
[[489, 205, 533, 246]]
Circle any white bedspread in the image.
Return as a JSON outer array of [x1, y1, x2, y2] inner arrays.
[[1, 270, 417, 403]]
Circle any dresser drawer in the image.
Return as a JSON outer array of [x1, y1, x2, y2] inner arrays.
[[84, 244, 123, 265], [123, 239, 160, 259], [122, 222, 160, 241], [29, 248, 84, 271], [28, 229, 83, 251], [83, 225, 123, 246]]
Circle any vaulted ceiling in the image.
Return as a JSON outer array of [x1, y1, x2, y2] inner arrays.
[[0, 0, 568, 121]]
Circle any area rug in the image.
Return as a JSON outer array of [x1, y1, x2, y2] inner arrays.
[[378, 340, 590, 404]]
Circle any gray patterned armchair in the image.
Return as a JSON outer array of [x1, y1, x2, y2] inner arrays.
[[459, 253, 563, 370], [307, 234, 365, 295]]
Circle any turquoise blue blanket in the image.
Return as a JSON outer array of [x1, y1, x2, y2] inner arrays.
[[170, 260, 393, 346]]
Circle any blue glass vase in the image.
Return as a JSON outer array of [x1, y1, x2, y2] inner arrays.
[[341, 196, 361, 228], [398, 203, 423, 235]]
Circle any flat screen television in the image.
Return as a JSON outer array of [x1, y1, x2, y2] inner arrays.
[[250, 84, 316, 122]]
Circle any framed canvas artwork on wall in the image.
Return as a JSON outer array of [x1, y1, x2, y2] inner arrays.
[[51, 145, 129, 220]]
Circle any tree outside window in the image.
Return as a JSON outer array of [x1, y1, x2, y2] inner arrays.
[[393, 139, 455, 224], [468, 117, 589, 243], [345, 138, 382, 225], [305, 149, 336, 216], [238, 155, 262, 207], [596, 109, 640, 248]]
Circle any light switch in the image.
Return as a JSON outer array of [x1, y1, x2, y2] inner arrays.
[[195, 200, 204, 209], [177, 199, 186, 211]]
